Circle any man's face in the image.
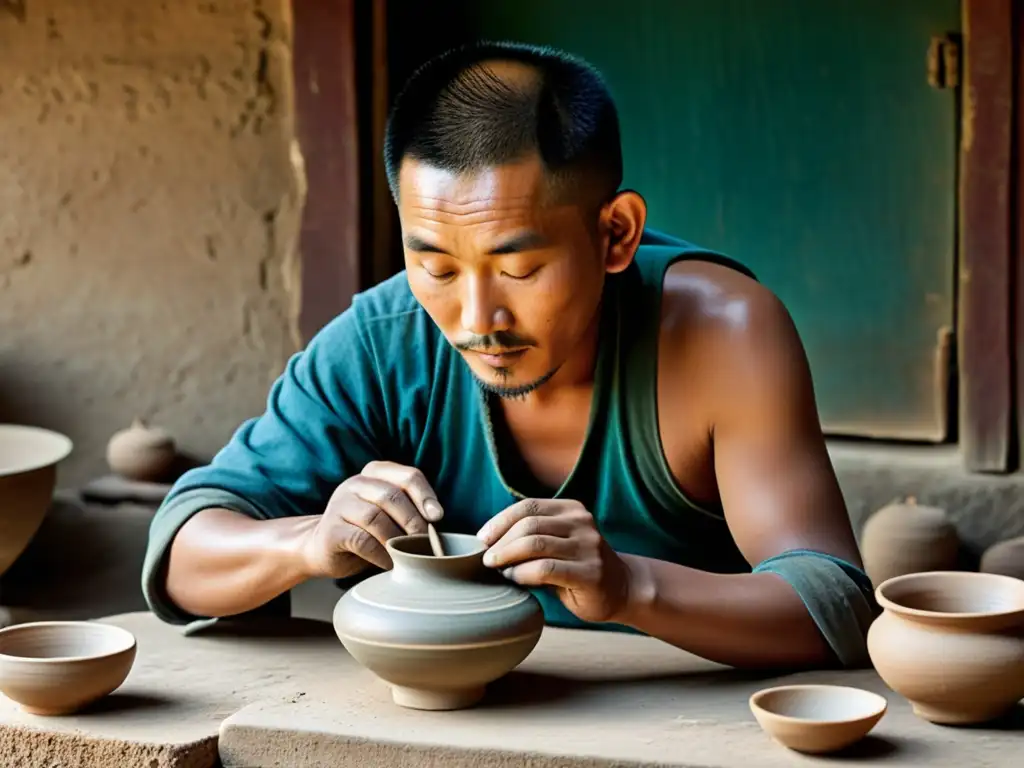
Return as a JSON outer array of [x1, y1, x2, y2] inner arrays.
[[397, 156, 607, 399]]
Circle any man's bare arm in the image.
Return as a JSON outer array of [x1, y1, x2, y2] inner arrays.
[[159, 462, 443, 620], [165, 508, 317, 619], [615, 277, 865, 668]]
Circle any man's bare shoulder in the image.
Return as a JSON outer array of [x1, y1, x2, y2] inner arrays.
[[657, 259, 814, 421]]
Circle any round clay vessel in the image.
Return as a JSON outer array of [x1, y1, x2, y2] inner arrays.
[[980, 536, 1024, 581], [333, 532, 545, 710], [0, 621, 137, 715], [867, 570, 1024, 725], [749, 684, 887, 754], [0, 425, 73, 577], [859, 499, 959, 585], [106, 418, 176, 482]]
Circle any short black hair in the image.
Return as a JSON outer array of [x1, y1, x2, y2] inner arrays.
[[384, 41, 623, 203]]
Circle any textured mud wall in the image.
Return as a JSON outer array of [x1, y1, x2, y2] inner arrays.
[[0, 0, 305, 487]]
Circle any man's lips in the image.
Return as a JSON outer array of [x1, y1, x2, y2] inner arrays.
[[472, 349, 527, 367]]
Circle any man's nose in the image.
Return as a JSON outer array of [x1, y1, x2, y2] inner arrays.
[[461, 277, 511, 336]]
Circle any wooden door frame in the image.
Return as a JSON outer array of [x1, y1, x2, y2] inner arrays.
[[1014, 0, 1024, 474], [960, 0, 1015, 473], [291, 0, 393, 342], [292, 0, 361, 342]]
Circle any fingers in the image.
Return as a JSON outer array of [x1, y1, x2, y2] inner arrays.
[[319, 497, 393, 572], [361, 461, 444, 522], [315, 462, 444, 576], [482, 515, 579, 568], [477, 498, 555, 545], [501, 559, 590, 590], [339, 520, 392, 571], [339, 493, 405, 543], [345, 475, 428, 535]]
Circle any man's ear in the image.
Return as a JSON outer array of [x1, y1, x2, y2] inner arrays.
[[599, 189, 646, 274]]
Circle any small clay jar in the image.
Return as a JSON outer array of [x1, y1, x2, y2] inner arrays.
[[867, 571, 1024, 724], [105, 419, 176, 483], [980, 536, 1024, 581], [859, 498, 959, 586]]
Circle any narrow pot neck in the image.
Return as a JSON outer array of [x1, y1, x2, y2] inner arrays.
[[385, 532, 492, 585], [390, 550, 487, 584]]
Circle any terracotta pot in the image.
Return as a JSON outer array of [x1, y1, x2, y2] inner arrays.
[[333, 532, 544, 710], [859, 499, 959, 585], [106, 418, 176, 482], [0, 621, 137, 715], [980, 536, 1024, 581], [0, 425, 73, 577], [867, 571, 1024, 724]]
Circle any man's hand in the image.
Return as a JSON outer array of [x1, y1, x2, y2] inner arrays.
[[300, 461, 443, 579], [476, 498, 631, 623]]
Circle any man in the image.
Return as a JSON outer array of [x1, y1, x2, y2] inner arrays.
[[142, 41, 874, 669]]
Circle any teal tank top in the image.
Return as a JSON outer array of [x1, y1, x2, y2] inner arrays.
[[409, 228, 758, 630], [146, 228, 762, 632]]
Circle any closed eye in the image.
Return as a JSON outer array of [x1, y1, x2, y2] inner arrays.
[[502, 267, 540, 281], [424, 268, 455, 281]]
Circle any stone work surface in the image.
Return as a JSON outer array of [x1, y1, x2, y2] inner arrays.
[[0, 0, 305, 488], [0, 612, 1020, 767], [0, 612, 342, 767], [219, 627, 1023, 768]]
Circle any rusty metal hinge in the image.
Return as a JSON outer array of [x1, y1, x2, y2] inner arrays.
[[927, 34, 961, 89]]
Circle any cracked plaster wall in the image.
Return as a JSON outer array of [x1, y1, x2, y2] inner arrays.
[[0, 0, 305, 487]]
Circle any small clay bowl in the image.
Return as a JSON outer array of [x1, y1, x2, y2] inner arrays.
[[749, 684, 887, 754], [0, 621, 137, 715]]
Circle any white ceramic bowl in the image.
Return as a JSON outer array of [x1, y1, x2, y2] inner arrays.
[[0, 424, 73, 577], [749, 684, 887, 754], [0, 621, 137, 715]]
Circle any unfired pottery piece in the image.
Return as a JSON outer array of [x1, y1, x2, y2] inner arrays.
[[105, 418, 176, 482], [0, 620, 137, 715], [0, 424, 73, 577], [749, 684, 887, 754], [859, 499, 959, 585], [980, 536, 1024, 581], [867, 570, 1024, 725], [333, 532, 544, 710]]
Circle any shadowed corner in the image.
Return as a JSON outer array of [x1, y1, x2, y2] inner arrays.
[[168, 451, 207, 479], [822, 734, 916, 761], [77, 692, 178, 716], [479, 666, 784, 711], [0, 1, 26, 24], [182, 615, 336, 641], [949, 703, 1024, 733], [478, 670, 581, 709]]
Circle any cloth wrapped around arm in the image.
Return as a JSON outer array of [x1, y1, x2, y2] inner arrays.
[[753, 549, 877, 668]]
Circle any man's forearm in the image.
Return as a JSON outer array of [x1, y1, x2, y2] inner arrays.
[[165, 508, 317, 619], [615, 554, 834, 669]]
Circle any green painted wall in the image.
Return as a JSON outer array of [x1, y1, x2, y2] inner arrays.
[[388, 0, 961, 440]]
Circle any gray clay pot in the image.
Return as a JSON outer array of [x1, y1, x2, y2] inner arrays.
[[332, 532, 544, 710]]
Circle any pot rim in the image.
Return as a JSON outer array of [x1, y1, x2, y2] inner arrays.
[[0, 621, 137, 664], [875, 570, 1024, 620], [0, 425, 73, 478], [748, 684, 888, 724], [385, 531, 486, 561]]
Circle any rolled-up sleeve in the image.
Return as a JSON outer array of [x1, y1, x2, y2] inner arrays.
[[753, 549, 878, 668]]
